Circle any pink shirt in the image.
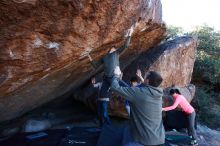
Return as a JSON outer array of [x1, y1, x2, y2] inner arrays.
[[162, 94, 194, 114]]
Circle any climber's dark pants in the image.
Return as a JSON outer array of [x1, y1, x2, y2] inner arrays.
[[187, 111, 197, 140], [100, 76, 112, 99], [98, 100, 111, 127]]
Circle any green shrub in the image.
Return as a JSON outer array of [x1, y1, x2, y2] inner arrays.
[[166, 25, 184, 40], [193, 86, 220, 128], [193, 51, 220, 84], [194, 86, 211, 108], [182, 25, 220, 85]]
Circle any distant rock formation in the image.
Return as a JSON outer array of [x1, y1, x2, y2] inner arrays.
[[0, 0, 165, 122]]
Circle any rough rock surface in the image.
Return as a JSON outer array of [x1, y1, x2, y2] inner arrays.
[[123, 36, 198, 87], [23, 119, 51, 132], [73, 36, 198, 117], [0, 0, 166, 122]]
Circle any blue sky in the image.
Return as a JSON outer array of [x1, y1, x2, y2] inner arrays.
[[161, 0, 220, 31]]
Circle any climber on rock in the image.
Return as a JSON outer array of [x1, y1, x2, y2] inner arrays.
[[87, 23, 135, 127], [88, 23, 135, 73]]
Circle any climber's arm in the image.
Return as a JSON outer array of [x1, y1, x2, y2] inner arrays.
[[136, 69, 144, 83], [162, 98, 181, 111], [117, 24, 135, 54], [88, 54, 103, 69]]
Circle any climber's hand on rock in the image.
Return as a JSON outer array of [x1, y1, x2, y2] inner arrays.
[[128, 25, 135, 36], [125, 23, 136, 37], [87, 54, 93, 61], [91, 77, 96, 84]]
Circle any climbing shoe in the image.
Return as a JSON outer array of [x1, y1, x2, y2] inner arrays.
[[190, 139, 198, 146]]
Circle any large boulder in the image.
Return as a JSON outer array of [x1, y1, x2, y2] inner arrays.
[[123, 36, 198, 87], [0, 0, 165, 122]]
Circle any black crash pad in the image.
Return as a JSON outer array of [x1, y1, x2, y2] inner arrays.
[[59, 127, 101, 146], [0, 129, 67, 146], [96, 125, 124, 146]]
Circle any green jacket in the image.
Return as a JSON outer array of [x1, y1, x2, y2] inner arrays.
[[111, 77, 165, 145]]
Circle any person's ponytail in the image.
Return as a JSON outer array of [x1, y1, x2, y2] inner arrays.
[[169, 88, 181, 95], [175, 89, 181, 95]]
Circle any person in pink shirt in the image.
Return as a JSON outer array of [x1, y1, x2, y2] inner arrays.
[[162, 89, 198, 146]]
